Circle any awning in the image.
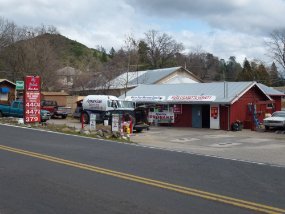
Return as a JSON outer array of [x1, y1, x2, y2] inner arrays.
[[0, 87, 10, 93]]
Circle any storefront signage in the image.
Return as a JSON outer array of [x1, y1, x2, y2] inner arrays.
[[148, 112, 174, 123], [167, 95, 216, 102], [173, 104, 182, 114], [125, 96, 166, 102], [211, 106, 218, 119]]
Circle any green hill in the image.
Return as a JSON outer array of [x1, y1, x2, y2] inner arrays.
[[37, 33, 103, 67]]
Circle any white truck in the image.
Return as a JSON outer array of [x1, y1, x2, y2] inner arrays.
[[81, 95, 149, 132]]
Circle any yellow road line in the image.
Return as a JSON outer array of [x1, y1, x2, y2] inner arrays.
[[0, 144, 284, 214]]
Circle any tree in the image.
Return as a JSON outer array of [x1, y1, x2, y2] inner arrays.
[[0, 17, 18, 52], [269, 62, 284, 86], [255, 64, 270, 85], [237, 58, 254, 81], [143, 30, 184, 68], [226, 56, 242, 81], [185, 51, 220, 81], [265, 29, 285, 77], [109, 47, 116, 58]]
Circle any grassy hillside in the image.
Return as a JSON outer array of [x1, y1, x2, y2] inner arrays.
[[38, 33, 103, 67]]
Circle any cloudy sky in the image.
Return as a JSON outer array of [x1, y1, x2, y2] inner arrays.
[[1, 0, 284, 64]]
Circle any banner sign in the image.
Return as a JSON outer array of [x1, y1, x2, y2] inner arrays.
[[148, 112, 174, 123], [167, 95, 216, 102], [24, 76, 41, 124], [125, 96, 166, 102]]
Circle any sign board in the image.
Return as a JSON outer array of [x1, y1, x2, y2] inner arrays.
[[148, 112, 174, 123], [112, 114, 120, 132], [24, 76, 41, 124], [16, 81, 24, 90], [24, 91, 41, 123], [89, 113, 96, 130], [25, 76, 41, 91], [125, 96, 166, 102], [173, 104, 182, 114], [167, 95, 216, 102]]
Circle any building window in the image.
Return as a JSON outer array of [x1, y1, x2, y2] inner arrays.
[[267, 103, 274, 109], [0, 93, 8, 101]]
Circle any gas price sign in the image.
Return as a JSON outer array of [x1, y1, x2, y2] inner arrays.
[[25, 91, 41, 123], [24, 76, 41, 123]]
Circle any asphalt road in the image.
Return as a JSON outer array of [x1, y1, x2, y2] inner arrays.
[[1, 124, 285, 214]]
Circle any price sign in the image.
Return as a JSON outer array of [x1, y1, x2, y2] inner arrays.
[[24, 76, 41, 124], [24, 91, 41, 123]]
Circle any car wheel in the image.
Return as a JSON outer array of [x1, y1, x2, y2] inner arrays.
[[62, 115, 67, 119], [0, 111, 3, 117], [265, 125, 269, 130]]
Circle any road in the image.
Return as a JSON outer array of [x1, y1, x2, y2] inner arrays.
[[1, 124, 285, 214]]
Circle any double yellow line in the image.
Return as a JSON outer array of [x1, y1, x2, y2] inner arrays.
[[0, 144, 284, 214]]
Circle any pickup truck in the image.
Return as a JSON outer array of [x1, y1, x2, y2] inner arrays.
[[0, 100, 51, 122], [41, 100, 69, 119]]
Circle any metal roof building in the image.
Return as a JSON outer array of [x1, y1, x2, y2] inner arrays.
[[121, 82, 282, 104], [120, 81, 284, 131]]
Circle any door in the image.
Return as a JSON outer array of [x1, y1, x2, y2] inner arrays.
[[192, 105, 202, 128], [202, 105, 210, 128]]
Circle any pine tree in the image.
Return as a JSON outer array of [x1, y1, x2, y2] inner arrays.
[[255, 64, 270, 85], [237, 58, 254, 81], [269, 62, 281, 86]]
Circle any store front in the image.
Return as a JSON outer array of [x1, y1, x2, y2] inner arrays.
[[122, 82, 283, 131]]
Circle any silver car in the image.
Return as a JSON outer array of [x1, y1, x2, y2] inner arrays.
[[263, 111, 285, 130]]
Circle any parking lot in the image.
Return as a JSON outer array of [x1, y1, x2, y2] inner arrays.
[[48, 118, 285, 167]]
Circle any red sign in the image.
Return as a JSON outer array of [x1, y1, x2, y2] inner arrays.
[[211, 106, 218, 119], [173, 104, 182, 114], [25, 76, 41, 91], [168, 95, 216, 102], [24, 92, 41, 123], [24, 76, 41, 123]]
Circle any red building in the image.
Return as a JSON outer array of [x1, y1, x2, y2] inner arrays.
[[123, 82, 284, 130]]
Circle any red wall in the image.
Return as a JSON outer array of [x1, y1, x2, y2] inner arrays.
[[173, 104, 192, 127], [271, 96, 282, 111], [230, 86, 271, 130]]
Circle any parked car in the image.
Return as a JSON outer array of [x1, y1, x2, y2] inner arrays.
[[41, 100, 69, 119], [263, 111, 285, 130]]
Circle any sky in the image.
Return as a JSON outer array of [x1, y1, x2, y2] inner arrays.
[[1, 0, 285, 65]]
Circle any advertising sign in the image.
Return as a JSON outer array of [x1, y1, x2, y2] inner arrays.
[[211, 106, 219, 119], [148, 112, 174, 123], [173, 104, 182, 114], [24, 76, 41, 124], [125, 96, 166, 102], [112, 114, 120, 132], [16, 81, 24, 90], [24, 91, 41, 123], [25, 76, 41, 91], [167, 95, 216, 102], [89, 113, 96, 130]]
